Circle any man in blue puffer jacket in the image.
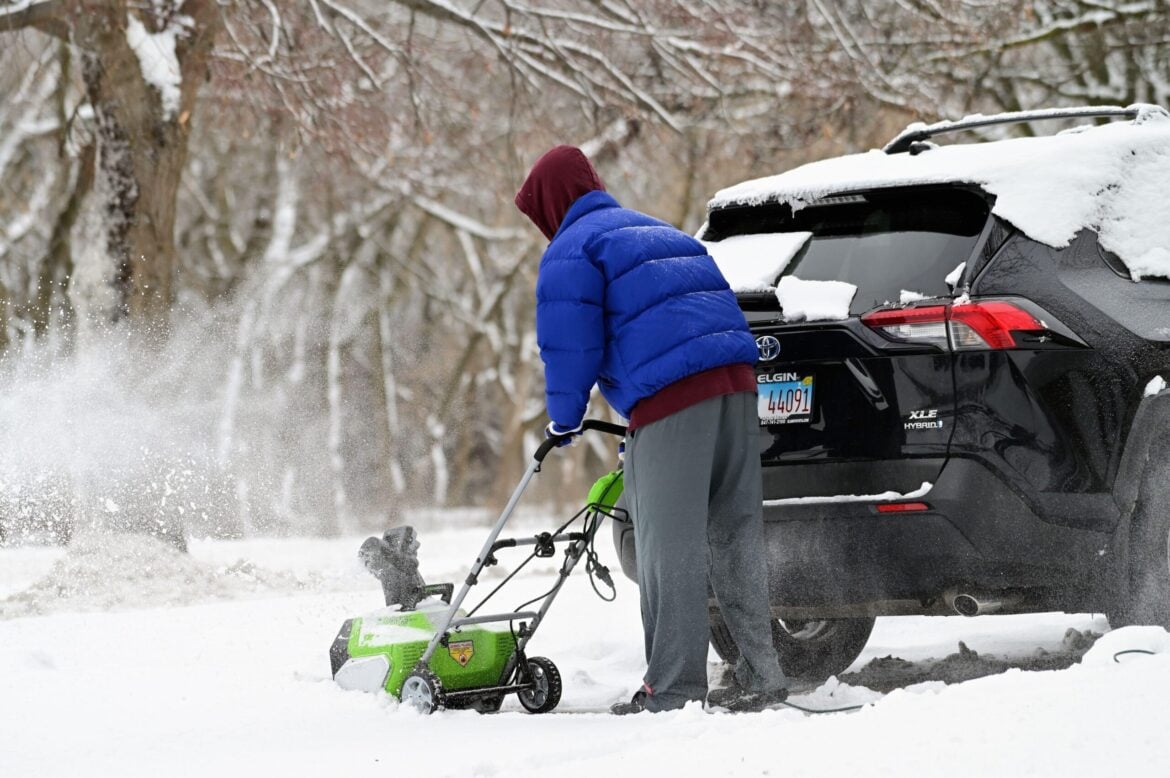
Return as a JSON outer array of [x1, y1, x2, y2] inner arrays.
[[515, 146, 789, 714]]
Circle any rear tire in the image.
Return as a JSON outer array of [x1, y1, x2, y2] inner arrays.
[[710, 612, 874, 683], [1111, 440, 1170, 628], [517, 656, 561, 714]]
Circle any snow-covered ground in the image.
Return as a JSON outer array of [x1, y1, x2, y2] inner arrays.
[[2, 524, 1169, 777]]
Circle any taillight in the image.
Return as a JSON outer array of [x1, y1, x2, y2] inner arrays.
[[875, 502, 930, 514], [862, 300, 1044, 351], [861, 306, 950, 348], [949, 301, 1042, 350]]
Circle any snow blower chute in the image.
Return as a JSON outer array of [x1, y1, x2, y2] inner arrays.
[[329, 420, 627, 714]]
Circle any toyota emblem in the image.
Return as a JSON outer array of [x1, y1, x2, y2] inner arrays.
[[756, 335, 781, 361]]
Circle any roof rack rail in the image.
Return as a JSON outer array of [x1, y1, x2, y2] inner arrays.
[[883, 105, 1156, 155]]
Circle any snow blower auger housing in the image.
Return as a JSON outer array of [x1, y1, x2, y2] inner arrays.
[[330, 420, 627, 714]]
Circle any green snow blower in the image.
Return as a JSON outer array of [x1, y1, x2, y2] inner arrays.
[[329, 420, 627, 714]]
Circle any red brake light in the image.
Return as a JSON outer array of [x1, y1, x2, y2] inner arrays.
[[876, 502, 930, 513], [949, 301, 1042, 350], [860, 305, 949, 327], [863, 300, 1043, 351], [861, 306, 949, 348]]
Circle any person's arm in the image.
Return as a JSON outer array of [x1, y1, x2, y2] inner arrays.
[[536, 250, 605, 431]]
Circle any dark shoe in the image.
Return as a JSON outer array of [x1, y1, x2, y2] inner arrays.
[[707, 682, 788, 712], [609, 690, 647, 715]]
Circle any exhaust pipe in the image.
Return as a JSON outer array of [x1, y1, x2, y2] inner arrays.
[[951, 592, 1007, 617]]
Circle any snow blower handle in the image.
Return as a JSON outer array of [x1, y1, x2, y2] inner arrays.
[[534, 419, 627, 463]]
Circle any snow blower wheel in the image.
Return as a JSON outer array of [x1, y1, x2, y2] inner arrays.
[[517, 656, 562, 714], [401, 669, 444, 714]]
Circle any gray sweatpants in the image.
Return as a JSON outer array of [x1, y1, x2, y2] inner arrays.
[[623, 391, 787, 711]]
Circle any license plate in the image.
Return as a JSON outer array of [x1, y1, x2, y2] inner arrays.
[[758, 375, 814, 424]]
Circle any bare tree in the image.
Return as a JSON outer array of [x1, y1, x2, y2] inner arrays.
[[797, 1, 1170, 120], [5, 1, 1169, 537], [2, 0, 220, 327]]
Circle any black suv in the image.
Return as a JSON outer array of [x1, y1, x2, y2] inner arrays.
[[612, 106, 1170, 681]]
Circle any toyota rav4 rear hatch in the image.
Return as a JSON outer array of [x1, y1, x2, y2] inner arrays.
[[702, 186, 993, 499]]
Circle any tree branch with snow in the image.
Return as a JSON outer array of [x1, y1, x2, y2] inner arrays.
[[0, 0, 68, 38]]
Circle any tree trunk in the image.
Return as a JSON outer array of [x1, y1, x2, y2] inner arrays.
[[64, 1, 220, 328]]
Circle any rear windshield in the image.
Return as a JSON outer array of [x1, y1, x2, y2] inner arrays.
[[704, 188, 990, 315]]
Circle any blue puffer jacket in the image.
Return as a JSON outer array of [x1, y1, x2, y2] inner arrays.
[[536, 190, 757, 428]]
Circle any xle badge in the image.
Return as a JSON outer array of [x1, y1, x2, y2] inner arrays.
[[904, 409, 944, 430], [448, 640, 474, 667]]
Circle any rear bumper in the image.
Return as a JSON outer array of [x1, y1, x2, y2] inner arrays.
[[611, 457, 1112, 615]]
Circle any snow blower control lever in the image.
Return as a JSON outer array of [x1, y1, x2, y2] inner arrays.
[[536, 419, 627, 462], [330, 419, 628, 714], [420, 419, 626, 656]]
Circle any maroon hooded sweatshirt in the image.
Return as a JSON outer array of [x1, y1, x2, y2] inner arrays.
[[514, 145, 606, 240], [515, 145, 753, 430]]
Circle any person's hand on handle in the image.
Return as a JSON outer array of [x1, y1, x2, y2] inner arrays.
[[544, 420, 582, 448]]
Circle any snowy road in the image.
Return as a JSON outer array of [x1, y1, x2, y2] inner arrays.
[[2, 526, 1168, 777]]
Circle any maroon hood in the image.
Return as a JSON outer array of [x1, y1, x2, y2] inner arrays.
[[515, 145, 606, 241]]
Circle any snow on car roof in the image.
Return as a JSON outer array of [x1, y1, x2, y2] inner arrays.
[[708, 104, 1170, 280]]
